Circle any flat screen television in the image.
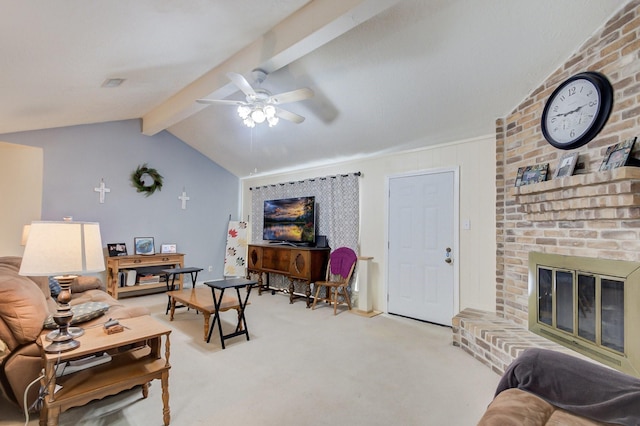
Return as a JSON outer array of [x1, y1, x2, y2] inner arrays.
[[263, 196, 316, 245]]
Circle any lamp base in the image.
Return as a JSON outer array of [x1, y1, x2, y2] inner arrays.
[[45, 326, 84, 341], [44, 338, 80, 353], [44, 275, 82, 353]]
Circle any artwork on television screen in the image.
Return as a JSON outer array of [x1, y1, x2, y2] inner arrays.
[[263, 196, 316, 245]]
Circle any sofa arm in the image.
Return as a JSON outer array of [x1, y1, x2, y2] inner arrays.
[[494, 348, 640, 425], [70, 276, 105, 293], [477, 388, 607, 425], [0, 342, 42, 412]]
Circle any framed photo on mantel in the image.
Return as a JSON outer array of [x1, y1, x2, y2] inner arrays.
[[599, 137, 638, 171], [515, 163, 549, 187], [554, 152, 579, 179]]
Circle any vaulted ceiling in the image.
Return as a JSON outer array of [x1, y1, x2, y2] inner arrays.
[[0, 0, 627, 177]]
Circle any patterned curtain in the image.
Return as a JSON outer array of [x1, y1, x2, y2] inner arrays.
[[250, 173, 360, 292]]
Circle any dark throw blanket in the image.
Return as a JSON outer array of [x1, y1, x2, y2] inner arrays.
[[495, 348, 640, 425]]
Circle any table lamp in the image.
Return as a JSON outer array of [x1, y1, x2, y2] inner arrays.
[[20, 224, 31, 246], [19, 220, 105, 353]]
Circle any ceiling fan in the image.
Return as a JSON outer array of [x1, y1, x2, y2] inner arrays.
[[197, 69, 314, 127]]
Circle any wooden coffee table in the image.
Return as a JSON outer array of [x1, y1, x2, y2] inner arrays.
[[39, 316, 171, 426], [167, 287, 244, 341]]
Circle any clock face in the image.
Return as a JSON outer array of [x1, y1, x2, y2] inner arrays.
[[541, 72, 613, 150]]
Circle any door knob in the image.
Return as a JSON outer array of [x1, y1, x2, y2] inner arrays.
[[445, 247, 453, 264]]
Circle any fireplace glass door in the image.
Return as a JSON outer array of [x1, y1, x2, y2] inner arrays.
[[556, 270, 573, 333], [536, 266, 625, 355], [538, 267, 552, 326], [577, 274, 596, 343], [601, 278, 624, 353]]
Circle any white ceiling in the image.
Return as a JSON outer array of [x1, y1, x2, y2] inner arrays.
[[0, 0, 627, 178]]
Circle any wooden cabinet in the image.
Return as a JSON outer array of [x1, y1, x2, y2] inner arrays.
[[106, 253, 184, 299], [247, 244, 329, 307]]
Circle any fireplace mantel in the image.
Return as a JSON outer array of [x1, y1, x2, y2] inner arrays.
[[510, 167, 640, 222]]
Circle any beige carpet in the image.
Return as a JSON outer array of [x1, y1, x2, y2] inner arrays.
[[0, 290, 500, 426]]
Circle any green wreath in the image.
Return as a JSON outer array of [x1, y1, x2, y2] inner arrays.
[[131, 164, 163, 197]]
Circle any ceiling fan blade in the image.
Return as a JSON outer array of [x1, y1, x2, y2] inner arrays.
[[196, 99, 246, 107], [226, 72, 257, 98], [269, 87, 314, 104], [275, 107, 305, 124], [196, 99, 245, 106]]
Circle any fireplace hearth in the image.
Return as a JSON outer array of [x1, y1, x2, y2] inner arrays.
[[529, 252, 640, 377]]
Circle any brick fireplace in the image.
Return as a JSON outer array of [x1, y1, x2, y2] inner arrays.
[[453, 2, 640, 375]]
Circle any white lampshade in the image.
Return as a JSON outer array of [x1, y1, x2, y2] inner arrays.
[[20, 224, 31, 246], [19, 221, 105, 276]]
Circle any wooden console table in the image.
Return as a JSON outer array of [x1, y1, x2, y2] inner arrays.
[[247, 244, 329, 307], [106, 253, 184, 299], [39, 316, 171, 426]]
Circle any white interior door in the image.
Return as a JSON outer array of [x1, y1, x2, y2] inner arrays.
[[387, 170, 456, 326]]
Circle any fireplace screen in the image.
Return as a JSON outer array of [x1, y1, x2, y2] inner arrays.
[[536, 266, 624, 354], [529, 252, 640, 377]]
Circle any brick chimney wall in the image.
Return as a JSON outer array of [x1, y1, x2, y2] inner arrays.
[[496, 0, 640, 325]]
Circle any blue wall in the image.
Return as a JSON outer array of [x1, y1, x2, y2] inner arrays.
[[1, 119, 239, 283]]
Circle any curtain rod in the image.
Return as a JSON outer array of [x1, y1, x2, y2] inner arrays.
[[249, 171, 361, 191]]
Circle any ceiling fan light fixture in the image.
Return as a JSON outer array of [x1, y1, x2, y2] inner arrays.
[[200, 71, 311, 128], [237, 105, 251, 119], [251, 108, 266, 123], [264, 105, 276, 118]]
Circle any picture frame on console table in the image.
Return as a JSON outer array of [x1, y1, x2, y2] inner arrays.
[[599, 137, 639, 171], [515, 163, 549, 187], [134, 237, 155, 255], [107, 243, 128, 257], [161, 243, 177, 254]]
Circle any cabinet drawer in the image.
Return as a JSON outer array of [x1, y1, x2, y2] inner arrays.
[[111, 254, 182, 268]]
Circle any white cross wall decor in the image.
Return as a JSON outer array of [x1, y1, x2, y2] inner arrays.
[[179, 189, 190, 210], [94, 178, 111, 204]]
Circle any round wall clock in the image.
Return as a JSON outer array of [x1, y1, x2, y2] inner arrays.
[[541, 71, 613, 150]]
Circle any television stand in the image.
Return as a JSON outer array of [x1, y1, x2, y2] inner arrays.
[[247, 244, 329, 307]]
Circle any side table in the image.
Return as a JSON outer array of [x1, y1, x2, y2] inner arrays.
[[162, 267, 203, 314], [204, 278, 256, 349], [39, 316, 172, 426]]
